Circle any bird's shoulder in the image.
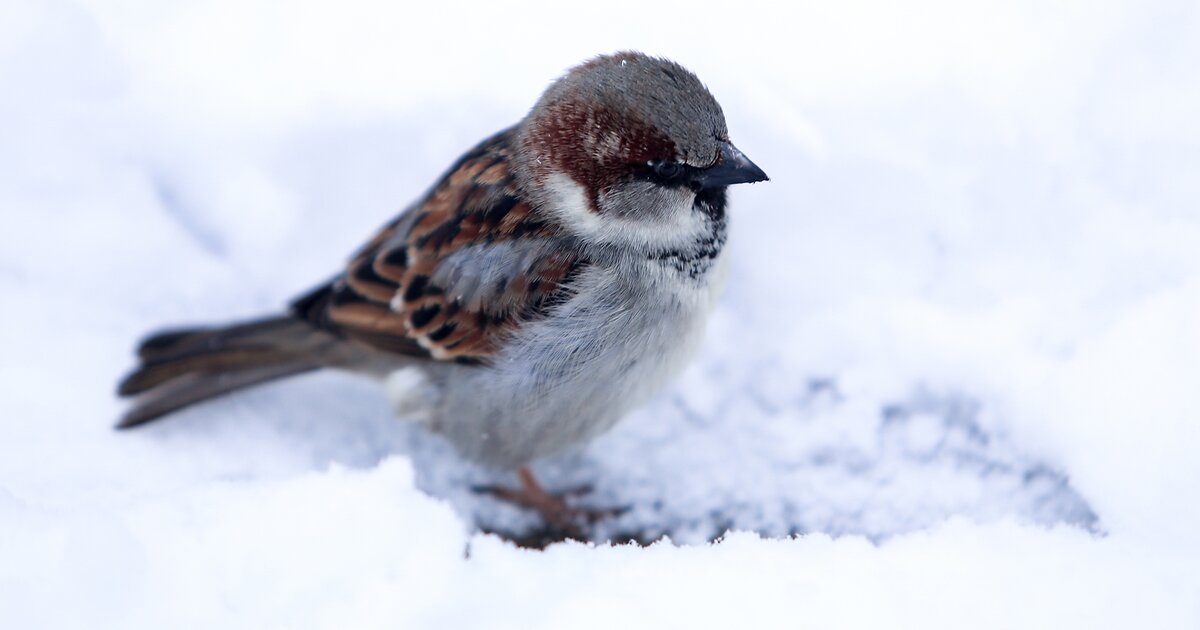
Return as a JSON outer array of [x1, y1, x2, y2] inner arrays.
[[291, 127, 588, 363]]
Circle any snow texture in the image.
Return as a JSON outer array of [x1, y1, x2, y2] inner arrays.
[[2, 0, 1199, 627]]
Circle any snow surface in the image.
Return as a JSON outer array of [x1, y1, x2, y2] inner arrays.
[[3, 0, 1199, 627]]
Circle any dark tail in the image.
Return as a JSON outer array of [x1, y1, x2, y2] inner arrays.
[[116, 316, 339, 428]]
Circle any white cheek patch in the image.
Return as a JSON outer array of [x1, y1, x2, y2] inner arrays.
[[538, 172, 604, 238], [542, 172, 707, 251]]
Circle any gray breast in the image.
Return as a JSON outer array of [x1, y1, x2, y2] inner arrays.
[[430, 259, 719, 469]]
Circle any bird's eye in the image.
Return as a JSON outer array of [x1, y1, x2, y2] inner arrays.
[[651, 160, 683, 180]]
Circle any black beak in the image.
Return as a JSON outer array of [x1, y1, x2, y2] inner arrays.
[[693, 142, 769, 190]]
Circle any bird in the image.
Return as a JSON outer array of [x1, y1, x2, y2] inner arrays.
[[117, 51, 768, 534]]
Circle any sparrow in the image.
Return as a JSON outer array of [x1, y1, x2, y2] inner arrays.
[[118, 51, 768, 533]]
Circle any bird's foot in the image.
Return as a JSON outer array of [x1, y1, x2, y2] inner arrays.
[[474, 467, 620, 539]]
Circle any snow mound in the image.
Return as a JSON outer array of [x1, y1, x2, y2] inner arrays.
[[2, 0, 1198, 627]]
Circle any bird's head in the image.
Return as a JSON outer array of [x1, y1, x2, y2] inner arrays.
[[515, 52, 767, 254]]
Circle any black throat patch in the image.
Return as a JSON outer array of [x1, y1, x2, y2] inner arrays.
[[650, 188, 728, 279]]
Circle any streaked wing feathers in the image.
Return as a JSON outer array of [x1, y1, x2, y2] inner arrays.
[[292, 128, 583, 364]]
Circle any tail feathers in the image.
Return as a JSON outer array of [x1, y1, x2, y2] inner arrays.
[[117, 362, 318, 428], [135, 317, 315, 362], [117, 315, 338, 428]]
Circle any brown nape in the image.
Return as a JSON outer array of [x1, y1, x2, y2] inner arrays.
[[525, 99, 678, 203]]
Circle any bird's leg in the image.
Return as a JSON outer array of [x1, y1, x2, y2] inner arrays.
[[478, 466, 612, 537]]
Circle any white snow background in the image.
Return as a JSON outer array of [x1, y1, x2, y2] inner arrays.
[[2, 0, 1199, 627]]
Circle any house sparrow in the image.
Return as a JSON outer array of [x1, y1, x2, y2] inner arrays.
[[118, 51, 768, 532]]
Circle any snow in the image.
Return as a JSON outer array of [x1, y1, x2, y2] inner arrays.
[[2, 0, 1199, 627]]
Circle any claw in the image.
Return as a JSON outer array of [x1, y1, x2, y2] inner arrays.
[[474, 467, 621, 538]]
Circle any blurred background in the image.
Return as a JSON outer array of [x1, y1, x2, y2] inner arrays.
[[1, 0, 1198, 624]]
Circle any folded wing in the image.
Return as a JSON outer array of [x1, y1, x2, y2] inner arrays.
[[292, 128, 587, 365]]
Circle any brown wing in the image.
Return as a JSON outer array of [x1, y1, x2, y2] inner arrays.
[[291, 128, 586, 364]]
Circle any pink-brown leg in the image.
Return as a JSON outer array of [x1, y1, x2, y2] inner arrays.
[[479, 466, 616, 537]]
